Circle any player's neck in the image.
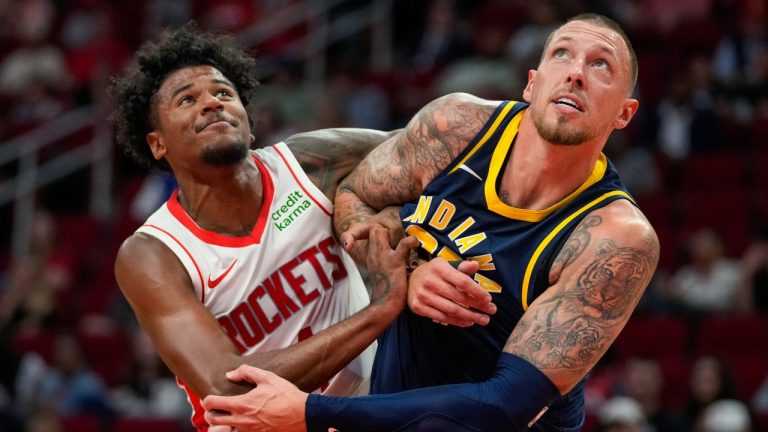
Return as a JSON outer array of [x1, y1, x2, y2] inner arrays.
[[501, 117, 603, 210], [175, 158, 264, 236]]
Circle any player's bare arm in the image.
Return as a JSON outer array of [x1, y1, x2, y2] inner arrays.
[[115, 226, 417, 399], [335, 92, 498, 262], [284, 128, 398, 200], [505, 200, 659, 393]]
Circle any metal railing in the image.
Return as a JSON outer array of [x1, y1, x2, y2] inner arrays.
[[0, 0, 392, 258], [0, 106, 113, 256]]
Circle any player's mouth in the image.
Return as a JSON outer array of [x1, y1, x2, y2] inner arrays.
[[552, 94, 584, 112]]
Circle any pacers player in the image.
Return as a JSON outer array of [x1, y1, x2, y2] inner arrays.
[[111, 23, 416, 431], [202, 13, 659, 432]]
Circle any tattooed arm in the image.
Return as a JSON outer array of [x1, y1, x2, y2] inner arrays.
[[284, 128, 398, 200], [334, 93, 499, 264], [506, 200, 659, 393]]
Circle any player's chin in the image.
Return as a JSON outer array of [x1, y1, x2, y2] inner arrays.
[[201, 141, 249, 166]]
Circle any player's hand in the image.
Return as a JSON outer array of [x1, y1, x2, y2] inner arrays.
[[408, 258, 496, 327], [340, 206, 404, 252], [202, 365, 308, 432], [367, 225, 419, 310]]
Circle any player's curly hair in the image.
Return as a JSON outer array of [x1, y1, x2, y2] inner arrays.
[[110, 22, 258, 172]]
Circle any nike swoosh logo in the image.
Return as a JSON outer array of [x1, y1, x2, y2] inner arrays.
[[207, 259, 238, 289], [458, 164, 483, 181]]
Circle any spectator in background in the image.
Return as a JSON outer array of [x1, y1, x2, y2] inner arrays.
[[403, 0, 470, 75], [0, 0, 70, 135], [700, 399, 752, 432], [684, 355, 739, 427], [711, 0, 767, 91], [617, 357, 692, 432], [111, 329, 190, 421], [738, 227, 768, 314], [59, 0, 129, 107], [751, 371, 768, 417], [435, 16, 521, 100], [603, 131, 661, 197], [0, 212, 73, 333], [505, 0, 559, 73], [666, 228, 743, 315], [33, 334, 114, 419], [597, 396, 650, 432]]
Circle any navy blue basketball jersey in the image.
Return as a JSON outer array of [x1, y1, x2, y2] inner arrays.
[[370, 100, 634, 430]]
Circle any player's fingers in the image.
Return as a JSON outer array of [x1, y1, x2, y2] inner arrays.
[[457, 259, 480, 275], [442, 265, 493, 306], [411, 295, 490, 326], [225, 365, 273, 384], [394, 236, 419, 258], [340, 223, 374, 250], [202, 395, 236, 417], [207, 425, 232, 432], [413, 302, 481, 327], [366, 225, 390, 251]]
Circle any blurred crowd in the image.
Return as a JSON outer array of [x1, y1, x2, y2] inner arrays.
[[0, 0, 767, 431]]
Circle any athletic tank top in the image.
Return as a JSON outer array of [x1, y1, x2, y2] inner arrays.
[[136, 142, 375, 431], [372, 101, 634, 431]]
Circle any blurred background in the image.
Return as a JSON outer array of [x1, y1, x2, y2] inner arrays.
[[0, 0, 766, 431]]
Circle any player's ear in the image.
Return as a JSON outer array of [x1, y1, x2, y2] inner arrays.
[[522, 70, 537, 102], [613, 98, 639, 130], [147, 132, 166, 160]]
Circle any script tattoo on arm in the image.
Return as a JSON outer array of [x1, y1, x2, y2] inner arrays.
[[553, 215, 601, 268], [506, 219, 659, 392]]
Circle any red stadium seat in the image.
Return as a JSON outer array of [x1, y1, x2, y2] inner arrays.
[[60, 414, 101, 432], [680, 153, 748, 192], [613, 316, 689, 361], [724, 356, 768, 401], [693, 315, 768, 362], [10, 328, 57, 364], [76, 327, 132, 387]]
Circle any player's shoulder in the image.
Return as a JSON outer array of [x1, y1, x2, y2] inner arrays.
[[588, 199, 659, 253], [115, 231, 174, 267], [426, 92, 501, 119]]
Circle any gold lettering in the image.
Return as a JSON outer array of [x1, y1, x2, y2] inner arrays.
[[429, 200, 455, 230]]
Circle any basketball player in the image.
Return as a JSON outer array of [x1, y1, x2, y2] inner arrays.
[[201, 13, 660, 431], [110, 24, 417, 431]]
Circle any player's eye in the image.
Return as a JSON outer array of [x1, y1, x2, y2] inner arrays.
[[178, 95, 194, 106]]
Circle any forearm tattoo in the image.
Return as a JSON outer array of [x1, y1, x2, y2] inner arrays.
[[367, 270, 394, 305], [507, 223, 658, 381]]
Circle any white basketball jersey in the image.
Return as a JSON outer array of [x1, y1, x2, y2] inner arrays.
[[136, 142, 375, 430]]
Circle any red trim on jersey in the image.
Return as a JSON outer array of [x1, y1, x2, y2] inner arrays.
[[274, 144, 332, 217], [142, 224, 206, 303], [177, 377, 208, 431], [165, 155, 275, 247]]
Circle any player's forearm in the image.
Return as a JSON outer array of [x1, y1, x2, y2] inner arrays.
[[243, 299, 402, 393], [305, 353, 559, 432]]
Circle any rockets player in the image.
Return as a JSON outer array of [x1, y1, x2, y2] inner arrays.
[[110, 23, 416, 431]]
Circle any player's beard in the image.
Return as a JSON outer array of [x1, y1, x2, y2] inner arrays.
[[532, 111, 589, 146], [201, 140, 249, 166]]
